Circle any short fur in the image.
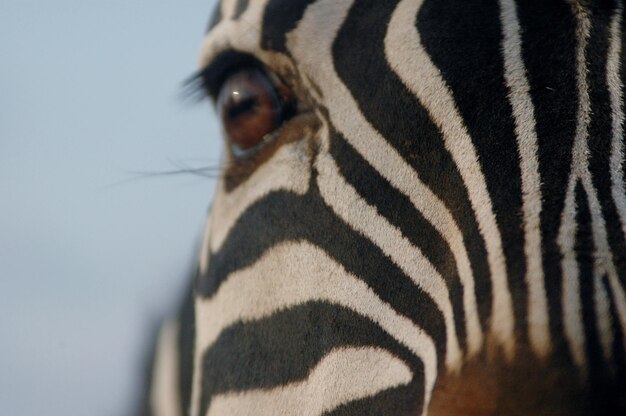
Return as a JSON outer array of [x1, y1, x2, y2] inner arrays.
[[143, 0, 626, 414]]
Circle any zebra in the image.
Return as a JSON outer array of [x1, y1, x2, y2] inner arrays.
[[143, 0, 626, 414]]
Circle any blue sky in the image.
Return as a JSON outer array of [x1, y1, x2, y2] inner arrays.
[[0, 1, 220, 414]]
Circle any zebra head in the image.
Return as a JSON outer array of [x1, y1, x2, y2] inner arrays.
[[149, 0, 626, 415]]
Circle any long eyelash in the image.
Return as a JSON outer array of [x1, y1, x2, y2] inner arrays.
[[180, 70, 210, 103]]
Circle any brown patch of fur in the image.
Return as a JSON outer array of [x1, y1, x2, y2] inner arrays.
[[429, 342, 625, 416], [430, 357, 584, 416]]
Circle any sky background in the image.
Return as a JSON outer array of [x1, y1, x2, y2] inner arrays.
[[1, 1, 220, 414]]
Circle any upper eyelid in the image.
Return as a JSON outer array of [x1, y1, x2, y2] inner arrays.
[[195, 50, 268, 99]]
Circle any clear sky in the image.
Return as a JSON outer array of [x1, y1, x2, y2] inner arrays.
[[0, 1, 220, 414]]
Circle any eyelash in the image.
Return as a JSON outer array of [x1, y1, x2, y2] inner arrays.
[[185, 51, 268, 98], [181, 71, 207, 101]]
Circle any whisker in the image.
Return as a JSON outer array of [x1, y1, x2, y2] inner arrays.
[[96, 158, 227, 192]]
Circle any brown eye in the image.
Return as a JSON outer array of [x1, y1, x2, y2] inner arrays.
[[217, 68, 292, 157]]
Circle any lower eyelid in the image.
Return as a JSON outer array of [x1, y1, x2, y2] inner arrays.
[[228, 109, 312, 157], [229, 129, 281, 159], [222, 111, 320, 191]]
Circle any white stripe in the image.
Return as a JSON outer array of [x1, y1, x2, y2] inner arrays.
[[557, 7, 626, 368], [208, 140, 312, 253], [499, 0, 550, 358], [606, 9, 626, 362], [316, 145, 461, 369], [582, 166, 625, 365], [558, 178, 587, 368], [207, 347, 412, 416], [199, 0, 290, 70], [594, 274, 614, 361], [604, 259, 626, 356], [575, 5, 626, 366], [192, 241, 437, 416], [608, 2, 626, 238], [589, 4, 626, 362], [584, 171, 619, 364], [287, 0, 483, 359], [220, 0, 238, 21], [316, 148, 462, 370], [386, 0, 515, 359], [557, 6, 592, 369], [151, 321, 182, 416], [199, 213, 212, 275]]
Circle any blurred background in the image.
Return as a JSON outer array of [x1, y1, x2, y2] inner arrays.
[[0, 1, 220, 414]]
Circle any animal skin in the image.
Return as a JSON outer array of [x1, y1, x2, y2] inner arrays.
[[142, 0, 626, 415]]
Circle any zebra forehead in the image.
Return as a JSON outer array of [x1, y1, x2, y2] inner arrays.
[[203, 0, 474, 63], [203, 0, 595, 38], [199, 0, 593, 80], [206, 0, 316, 36]]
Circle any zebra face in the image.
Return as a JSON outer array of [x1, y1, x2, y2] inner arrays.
[[180, 0, 626, 415]]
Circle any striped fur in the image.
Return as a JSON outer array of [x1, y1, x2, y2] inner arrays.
[[145, 0, 626, 414]]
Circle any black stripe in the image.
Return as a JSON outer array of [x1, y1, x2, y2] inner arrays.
[[232, 0, 250, 20], [177, 276, 196, 416], [198, 180, 447, 360], [199, 301, 425, 415], [206, 0, 251, 31], [330, 127, 468, 354], [603, 274, 626, 412], [137, 323, 161, 416], [574, 183, 603, 369], [324, 384, 423, 416], [261, 0, 318, 53], [621, 3, 626, 192], [574, 183, 626, 413], [587, 2, 626, 293], [516, 0, 579, 360], [206, 3, 223, 33], [418, 0, 527, 342], [331, 0, 493, 331], [606, 277, 625, 371]]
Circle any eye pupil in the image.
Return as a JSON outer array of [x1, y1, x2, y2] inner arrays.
[[217, 68, 286, 155], [226, 97, 259, 120]]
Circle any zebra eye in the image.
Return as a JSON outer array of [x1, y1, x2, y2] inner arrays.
[[217, 68, 294, 158]]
